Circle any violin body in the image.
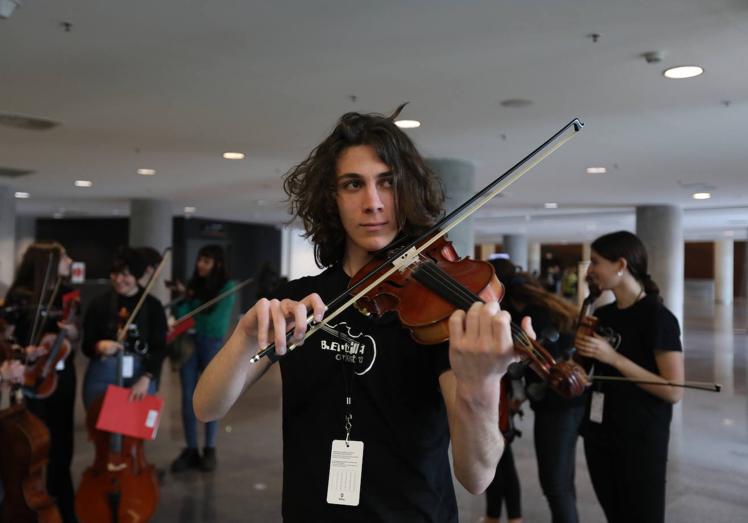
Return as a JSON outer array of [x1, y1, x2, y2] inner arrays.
[[23, 333, 71, 399], [74, 395, 159, 523], [0, 403, 62, 523], [351, 236, 504, 345]]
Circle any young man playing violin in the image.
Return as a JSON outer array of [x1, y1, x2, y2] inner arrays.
[[195, 108, 519, 522]]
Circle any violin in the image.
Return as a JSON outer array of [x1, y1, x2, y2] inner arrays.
[[74, 307, 159, 523], [350, 236, 589, 399], [0, 320, 62, 523], [572, 279, 620, 372], [23, 291, 80, 400]]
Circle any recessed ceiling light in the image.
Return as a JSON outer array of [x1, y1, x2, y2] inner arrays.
[[223, 152, 245, 160], [586, 166, 607, 174], [74, 180, 93, 187], [692, 192, 711, 200], [723, 230, 735, 237], [184, 206, 196, 213], [544, 202, 558, 209], [14, 191, 30, 199], [500, 99, 533, 108], [395, 120, 421, 129], [53, 212, 64, 219], [663, 65, 704, 79], [138, 168, 156, 176]]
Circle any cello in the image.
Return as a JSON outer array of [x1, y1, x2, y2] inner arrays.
[[74, 250, 170, 523], [0, 320, 62, 523]]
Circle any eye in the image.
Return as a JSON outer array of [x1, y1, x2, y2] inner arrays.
[[340, 179, 363, 190], [379, 177, 394, 189]]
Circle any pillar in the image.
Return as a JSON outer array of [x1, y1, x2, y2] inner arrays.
[[636, 205, 684, 326], [129, 199, 173, 304], [502, 234, 528, 271], [715, 239, 734, 305], [0, 186, 16, 296], [427, 159, 475, 259]]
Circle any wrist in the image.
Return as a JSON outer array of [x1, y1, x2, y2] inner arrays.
[[455, 375, 502, 409]]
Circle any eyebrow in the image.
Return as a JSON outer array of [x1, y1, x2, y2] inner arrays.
[[336, 171, 393, 181]]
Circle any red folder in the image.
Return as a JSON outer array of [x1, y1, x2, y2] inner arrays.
[[95, 385, 163, 440]]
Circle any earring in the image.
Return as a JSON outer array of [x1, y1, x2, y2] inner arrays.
[[617, 271, 622, 277]]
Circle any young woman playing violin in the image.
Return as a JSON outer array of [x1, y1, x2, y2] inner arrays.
[[3, 241, 79, 523], [170, 244, 236, 473], [194, 108, 517, 522], [575, 231, 684, 523]]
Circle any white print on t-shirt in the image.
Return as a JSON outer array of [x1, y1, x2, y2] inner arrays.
[[318, 322, 377, 376]]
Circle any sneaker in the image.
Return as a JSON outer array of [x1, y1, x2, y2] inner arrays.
[[170, 448, 200, 473], [200, 447, 217, 472]]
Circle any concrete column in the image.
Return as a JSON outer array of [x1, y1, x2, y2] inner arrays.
[[714, 239, 734, 305], [582, 242, 592, 262], [479, 244, 495, 261], [528, 242, 541, 276], [0, 186, 17, 296], [427, 159, 475, 259], [129, 199, 173, 304], [502, 234, 528, 270], [636, 205, 684, 326]]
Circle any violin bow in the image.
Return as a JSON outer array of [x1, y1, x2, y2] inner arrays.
[[116, 247, 172, 343], [250, 118, 585, 364], [591, 375, 721, 392], [170, 276, 254, 326], [28, 253, 56, 350]]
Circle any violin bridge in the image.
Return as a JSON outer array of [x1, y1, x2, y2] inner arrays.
[[392, 247, 419, 273]]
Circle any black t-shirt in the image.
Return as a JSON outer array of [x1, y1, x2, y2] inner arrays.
[[81, 289, 168, 378], [274, 265, 456, 523], [582, 294, 682, 438]]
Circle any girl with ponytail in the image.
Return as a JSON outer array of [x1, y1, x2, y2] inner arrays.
[[575, 230, 684, 523]]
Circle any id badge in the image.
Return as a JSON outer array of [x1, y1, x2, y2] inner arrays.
[[326, 440, 364, 506], [55, 358, 65, 371], [122, 355, 134, 378], [590, 391, 604, 423]]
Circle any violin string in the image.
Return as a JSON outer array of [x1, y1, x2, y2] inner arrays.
[[415, 260, 552, 365]]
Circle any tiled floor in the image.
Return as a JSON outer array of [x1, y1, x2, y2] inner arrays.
[[68, 295, 748, 522]]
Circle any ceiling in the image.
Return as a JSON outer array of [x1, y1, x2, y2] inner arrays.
[[2, 0, 747, 242]]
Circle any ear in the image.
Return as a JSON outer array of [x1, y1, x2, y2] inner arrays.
[[617, 257, 628, 274]]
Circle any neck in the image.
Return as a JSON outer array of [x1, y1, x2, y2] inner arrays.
[[342, 244, 372, 277], [613, 276, 644, 309]]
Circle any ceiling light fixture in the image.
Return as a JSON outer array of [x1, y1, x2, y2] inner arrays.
[[184, 206, 196, 213], [223, 152, 245, 160], [138, 168, 156, 176], [692, 192, 711, 200], [586, 166, 607, 174], [663, 65, 704, 79], [74, 180, 93, 187], [544, 202, 558, 209], [14, 191, 30, 198], [395, 120, 421, 129]]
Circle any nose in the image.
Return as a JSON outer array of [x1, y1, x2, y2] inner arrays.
[[363, 184, 384, 213]]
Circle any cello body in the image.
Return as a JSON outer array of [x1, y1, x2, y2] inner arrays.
[[0, 403, 62, 523], [74, 394, 158, 523]]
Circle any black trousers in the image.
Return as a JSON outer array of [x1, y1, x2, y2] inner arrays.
[[583, 428, 669, 523], [485, 444, 521, 519], [533, 405, 585, 523], [27, 362, 78, 523]]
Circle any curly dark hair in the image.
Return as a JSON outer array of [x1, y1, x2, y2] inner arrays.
[[282, 105, 445, 268]]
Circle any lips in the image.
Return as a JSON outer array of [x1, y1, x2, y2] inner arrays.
[[360, 222, 388, 231]]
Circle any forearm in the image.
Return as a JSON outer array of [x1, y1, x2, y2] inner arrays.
[[610, 354, 683, 403], [442, 371, 503, 494], [193, 326, 271, 422]]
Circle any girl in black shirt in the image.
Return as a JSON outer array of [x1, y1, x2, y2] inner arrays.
[[575, 231, 684, 523], [3, 242, 79, 523]]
